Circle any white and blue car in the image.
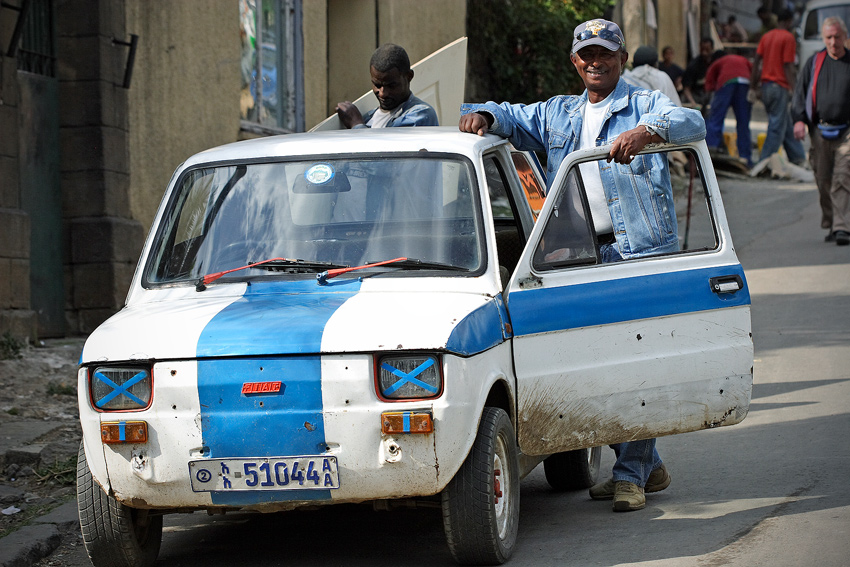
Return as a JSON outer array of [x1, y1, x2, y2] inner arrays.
[[76, 127, 753, 566]]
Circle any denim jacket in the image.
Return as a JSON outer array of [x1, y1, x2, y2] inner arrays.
[[461, 79, 706, 258], [359, 94, 439, 128]]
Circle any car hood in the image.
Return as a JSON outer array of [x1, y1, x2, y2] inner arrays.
[[82, 279, 508, 363]]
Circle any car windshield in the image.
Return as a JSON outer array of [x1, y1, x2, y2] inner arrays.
[[145, 155, 483, 285], [803, 5, 850, 39]]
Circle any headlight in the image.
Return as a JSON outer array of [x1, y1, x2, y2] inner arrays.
[[90, 365, 153, 411], [377, 354, 442, 400]]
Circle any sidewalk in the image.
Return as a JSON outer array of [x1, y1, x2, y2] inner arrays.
[[0, 499, 79, 567], [0, 338, 84, 567]]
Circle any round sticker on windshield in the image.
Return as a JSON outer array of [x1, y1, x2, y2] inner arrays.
[[305, 164, 335, 185]]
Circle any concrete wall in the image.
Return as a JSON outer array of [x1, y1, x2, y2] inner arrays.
[[616, 0, 692, 69], [126, 0, 242, 233], [303, 0, 329, 129]]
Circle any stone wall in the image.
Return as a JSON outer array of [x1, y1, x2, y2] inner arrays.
[[56, 0, 143, 334], [0, 45, 36, 342]]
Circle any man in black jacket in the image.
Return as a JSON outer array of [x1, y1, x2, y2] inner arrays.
[[792, 16, 850, 245]]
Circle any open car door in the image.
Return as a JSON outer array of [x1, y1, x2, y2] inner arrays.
[[505, 141, 753, 456]]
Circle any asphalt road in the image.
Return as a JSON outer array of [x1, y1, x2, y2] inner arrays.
[[36, 173, 850, 567]]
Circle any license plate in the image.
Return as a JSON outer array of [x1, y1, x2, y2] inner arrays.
[[189, 456, 339, 492]]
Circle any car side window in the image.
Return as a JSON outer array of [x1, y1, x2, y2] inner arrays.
[[483, 153, 531, 285], [531, 148, 718, 271]]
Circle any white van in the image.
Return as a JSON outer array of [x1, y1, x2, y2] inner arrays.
[[798, 0, 850, 64]]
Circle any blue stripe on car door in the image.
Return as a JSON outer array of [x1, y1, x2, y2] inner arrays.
[[508, 266, 749, 337]]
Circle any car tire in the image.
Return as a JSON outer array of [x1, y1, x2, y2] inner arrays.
[[543, 446, 602, 491], [77, 441, 163, 567], [441, 407, 519, 565]]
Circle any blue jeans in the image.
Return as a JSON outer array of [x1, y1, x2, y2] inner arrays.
[[611, 440, 663, 485], [706, 82, 753, 165], [760, 81, 805, 163]]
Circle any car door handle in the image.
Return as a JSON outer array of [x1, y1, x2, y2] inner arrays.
[[709, 275, 743, 294]]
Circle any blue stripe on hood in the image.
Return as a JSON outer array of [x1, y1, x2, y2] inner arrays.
[[197, 279, 361, 357], [196, 279, 360, 505]]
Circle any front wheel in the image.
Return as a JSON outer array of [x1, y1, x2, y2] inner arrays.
[[543, 446, 602, 491], [76, 441, 163, 567], [441, 407, 519, 565]]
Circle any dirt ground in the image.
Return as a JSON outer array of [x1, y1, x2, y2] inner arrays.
[[0, 338, 85, 542]]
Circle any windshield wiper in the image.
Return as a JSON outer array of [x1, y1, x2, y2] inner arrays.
[[197, 257, 347, 291], [250, 259, 348, 272], [317, 257, 466, 285]]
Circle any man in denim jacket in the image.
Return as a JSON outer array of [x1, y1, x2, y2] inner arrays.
[[459, 19, 705, 511], [336, 43, 438, 129]]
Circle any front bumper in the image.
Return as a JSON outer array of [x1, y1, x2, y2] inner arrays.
[[78, 351, 503, 511]]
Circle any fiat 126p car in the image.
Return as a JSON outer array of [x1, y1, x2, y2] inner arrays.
[[76, 126, 753, 566]]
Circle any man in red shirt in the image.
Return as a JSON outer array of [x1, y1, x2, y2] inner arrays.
[[751, 10, 806, 165], [706, 52, 754, 166]]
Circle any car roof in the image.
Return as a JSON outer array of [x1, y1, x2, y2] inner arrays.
[[182, 126, 508, 169], [802, 0, 848, 9]]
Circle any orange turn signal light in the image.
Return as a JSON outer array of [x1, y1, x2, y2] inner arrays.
[[101, 421, 148, 444], [381, 411, 433, 434]]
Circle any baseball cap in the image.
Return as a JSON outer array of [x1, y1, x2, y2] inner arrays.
[[572, 19, 625, 54]]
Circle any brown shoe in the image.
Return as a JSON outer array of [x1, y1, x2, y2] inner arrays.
[[589, 478, 616, 500], [646, 463, 671, 493], [613, 481, 645, 511]]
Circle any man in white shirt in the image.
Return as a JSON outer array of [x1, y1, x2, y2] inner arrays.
[[623, 45, 682, 105]]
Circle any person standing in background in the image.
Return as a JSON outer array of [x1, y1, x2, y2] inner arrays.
[[705, 51, 753, 166], [792, 17, 850, 245], [623, 46, 682, 105], [750, 10, 806, 166], [683, 38, 723, 116]]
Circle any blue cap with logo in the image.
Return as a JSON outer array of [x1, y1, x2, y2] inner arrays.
[[571, 19, 625, 54]]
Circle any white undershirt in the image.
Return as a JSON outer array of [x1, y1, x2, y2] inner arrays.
[[578, 94, 614, 234], [367, 108, 394, 128]]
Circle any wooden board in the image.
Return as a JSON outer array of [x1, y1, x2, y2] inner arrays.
[[310, 37, 467, 132]]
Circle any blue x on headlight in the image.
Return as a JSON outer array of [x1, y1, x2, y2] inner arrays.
[[91, 366, 152, 411], [377, 355, 441, 400]]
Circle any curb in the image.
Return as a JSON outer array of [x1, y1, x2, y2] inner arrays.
[[0, 499, 79, 567]]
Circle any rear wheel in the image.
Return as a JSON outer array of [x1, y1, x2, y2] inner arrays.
[[441, 407, 519, 565], [76, 441, 163, 567], [543, 446, 602, 491]]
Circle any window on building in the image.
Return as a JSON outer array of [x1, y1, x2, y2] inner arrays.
[[16, 0, 56, 77], [239, 0, 305, 133]]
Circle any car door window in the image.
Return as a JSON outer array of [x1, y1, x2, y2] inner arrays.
[[530, 148, 718, 271], [510, 151, 546, 220]]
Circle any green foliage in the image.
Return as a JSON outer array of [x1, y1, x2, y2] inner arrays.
[[0, 331, 24, 360], [466, 0, 614, 103]]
